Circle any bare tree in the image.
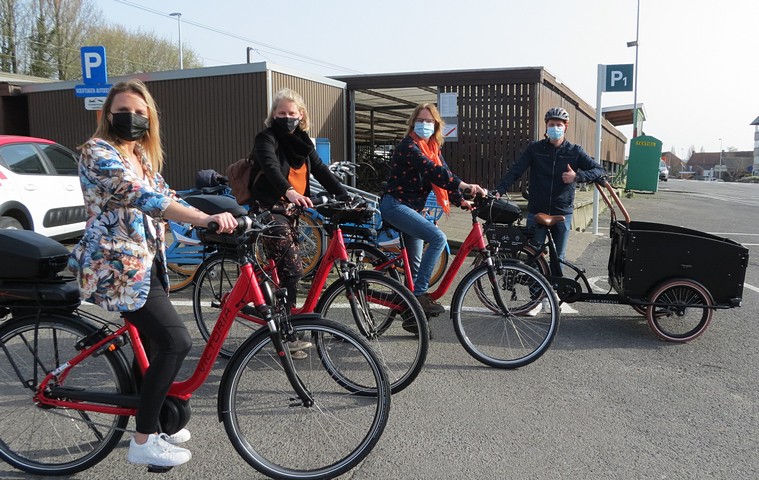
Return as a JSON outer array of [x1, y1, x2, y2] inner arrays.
[[48, 0, 102, 80], [27, 0, 54, 78], [0, 0, 19, 73], [1, 0, 202, 79], [85, 24, 202, 77]]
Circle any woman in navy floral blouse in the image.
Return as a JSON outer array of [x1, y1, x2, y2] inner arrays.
[[68, 80, 236, 469], [380, 103, 486, 316]]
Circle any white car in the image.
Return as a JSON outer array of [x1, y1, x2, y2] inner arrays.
[[0, 135, 85, 240], [659, 160, 669, 181]]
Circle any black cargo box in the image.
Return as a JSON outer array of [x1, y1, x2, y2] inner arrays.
[[0, 230, 70, 279]]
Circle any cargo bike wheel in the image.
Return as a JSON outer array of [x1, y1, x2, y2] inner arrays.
[[645, 279, 714, 343]]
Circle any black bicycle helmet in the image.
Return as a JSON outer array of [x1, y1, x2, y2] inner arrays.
[[545, 107, 569, 122]]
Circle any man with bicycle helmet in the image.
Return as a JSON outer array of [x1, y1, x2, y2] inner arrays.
[[496, 107, 604, 312]]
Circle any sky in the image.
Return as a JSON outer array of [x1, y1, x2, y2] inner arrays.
[[94, 0, 759, 158]]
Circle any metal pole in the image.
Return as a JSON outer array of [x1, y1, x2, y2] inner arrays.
[[631, 0, 640, 138], [247, 47, 254, 63], [170, 12, 183, 70], [719, 137, 723, 180], [592, 64, 605, 235]]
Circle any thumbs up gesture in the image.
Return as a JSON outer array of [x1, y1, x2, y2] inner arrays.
[[562, 164, 577, 184]]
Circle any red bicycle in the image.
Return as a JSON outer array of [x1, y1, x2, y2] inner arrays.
[[344, 194, 560, 368], [0, 216, 390, 479], [192, 196, 428, 394]]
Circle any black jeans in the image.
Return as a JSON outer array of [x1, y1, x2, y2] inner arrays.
[[122, 262, 192, 434]]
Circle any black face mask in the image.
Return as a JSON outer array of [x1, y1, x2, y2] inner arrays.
[[110, 112, 150, 141], [273, 116, 299, 133]]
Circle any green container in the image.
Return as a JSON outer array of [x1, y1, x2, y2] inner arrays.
[[625, 135, 662, 192]]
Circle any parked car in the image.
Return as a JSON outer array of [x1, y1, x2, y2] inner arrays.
[[659, 160, 669, 181], [0, 135, 85, 240]]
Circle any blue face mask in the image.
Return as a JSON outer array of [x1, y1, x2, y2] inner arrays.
[[547, 125, 565, 141], [414, 121, 435, 139]]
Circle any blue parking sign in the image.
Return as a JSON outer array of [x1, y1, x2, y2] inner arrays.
[[80, 46, 108, 85]]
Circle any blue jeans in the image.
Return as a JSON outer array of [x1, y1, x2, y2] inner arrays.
[[380, 195, 446, 296], [527, 212, 573, 265]]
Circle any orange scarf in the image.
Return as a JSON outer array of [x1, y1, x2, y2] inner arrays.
[[412, 133, 450, 215]]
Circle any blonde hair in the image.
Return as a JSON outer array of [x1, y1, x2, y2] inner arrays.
[[93, 79, 164, 171], [406, 103, 445, 146], [264, 88, 311, 132]]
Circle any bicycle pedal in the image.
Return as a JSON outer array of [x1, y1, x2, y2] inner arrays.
[[147, 465, 174, 473]]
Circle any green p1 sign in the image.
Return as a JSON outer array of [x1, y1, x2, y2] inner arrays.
[[605, 64, 634, 92]]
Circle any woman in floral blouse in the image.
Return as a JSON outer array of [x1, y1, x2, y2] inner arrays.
[[68, 79, 236, 469], [380, 103, 486, 316]]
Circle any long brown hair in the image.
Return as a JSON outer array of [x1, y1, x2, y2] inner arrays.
[[92, 79, 164, 171], [405, 103, 445, 146]]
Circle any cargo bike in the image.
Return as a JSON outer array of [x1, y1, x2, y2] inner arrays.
[[485, 177, 749, 342]]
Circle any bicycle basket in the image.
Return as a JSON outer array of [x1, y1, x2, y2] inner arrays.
[[477, 198, 521, 225]]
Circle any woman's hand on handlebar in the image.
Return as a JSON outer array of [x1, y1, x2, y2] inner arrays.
[[459, 182, 488, 198], [285, 188, 313, 208], [205, 212, 237, 233]]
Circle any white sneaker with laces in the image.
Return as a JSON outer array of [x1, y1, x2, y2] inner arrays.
[[163, 428, 191, 445], [127, 434, 192, 467], [289, 339, 312, 352], [526, 302, 543, 317]]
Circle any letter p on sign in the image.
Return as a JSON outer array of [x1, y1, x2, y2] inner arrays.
[[604, 64, 634, 92], [80, 46, 108, 85]]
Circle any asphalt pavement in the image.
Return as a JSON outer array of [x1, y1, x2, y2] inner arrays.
[[3, 181, 756, 479]]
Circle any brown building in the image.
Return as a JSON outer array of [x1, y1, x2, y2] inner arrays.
[[661, 152, 684, 176], [335, 67, 627, 192], [1, 63, 346, 190], [2, 64, 626, 191]]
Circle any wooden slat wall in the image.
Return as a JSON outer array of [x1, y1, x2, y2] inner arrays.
[[441, 82, 535, 190], [271, 72, 346, 163]]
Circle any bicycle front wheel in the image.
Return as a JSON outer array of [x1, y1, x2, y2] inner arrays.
[[193, 252, 257, 358], [219, 318, 390, 480], [316, 270, 428, 394], [451, 263, 559, 368], [0, 314, 131, 476]]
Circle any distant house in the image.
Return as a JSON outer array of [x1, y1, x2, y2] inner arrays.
[[661, 152, 684, 176], [686, 151, 753, 180]]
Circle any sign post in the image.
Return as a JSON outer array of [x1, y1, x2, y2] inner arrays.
[[592, 63, 633, 234], [74, 46, 111, 113]]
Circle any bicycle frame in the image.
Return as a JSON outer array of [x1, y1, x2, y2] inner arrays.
[[369, 213, 490, 301], [33, 258, 295, 416]]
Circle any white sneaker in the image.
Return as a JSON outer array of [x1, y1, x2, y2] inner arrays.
[[541, 298, 552, 314], [289, 339, 312, 352], [163, 428, 191, 445], [526, 302, 543, 316], [127, 434, 192, 467]]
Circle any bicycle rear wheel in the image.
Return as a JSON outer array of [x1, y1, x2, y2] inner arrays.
[[451, 263, 559, 368], [219, 318, 390, 480], [316, 270, 428, 394], [167, 262, 199, 292], [193, 252, 256, 358], [0, 314, 131, 476]]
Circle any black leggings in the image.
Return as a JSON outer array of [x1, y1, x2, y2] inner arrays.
[[122, 263, 192, 434]]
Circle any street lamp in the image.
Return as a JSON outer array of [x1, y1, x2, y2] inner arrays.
[[169, 12, 183, 70], [718, 137, 723, 180], [627, 0, 641, 138]]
